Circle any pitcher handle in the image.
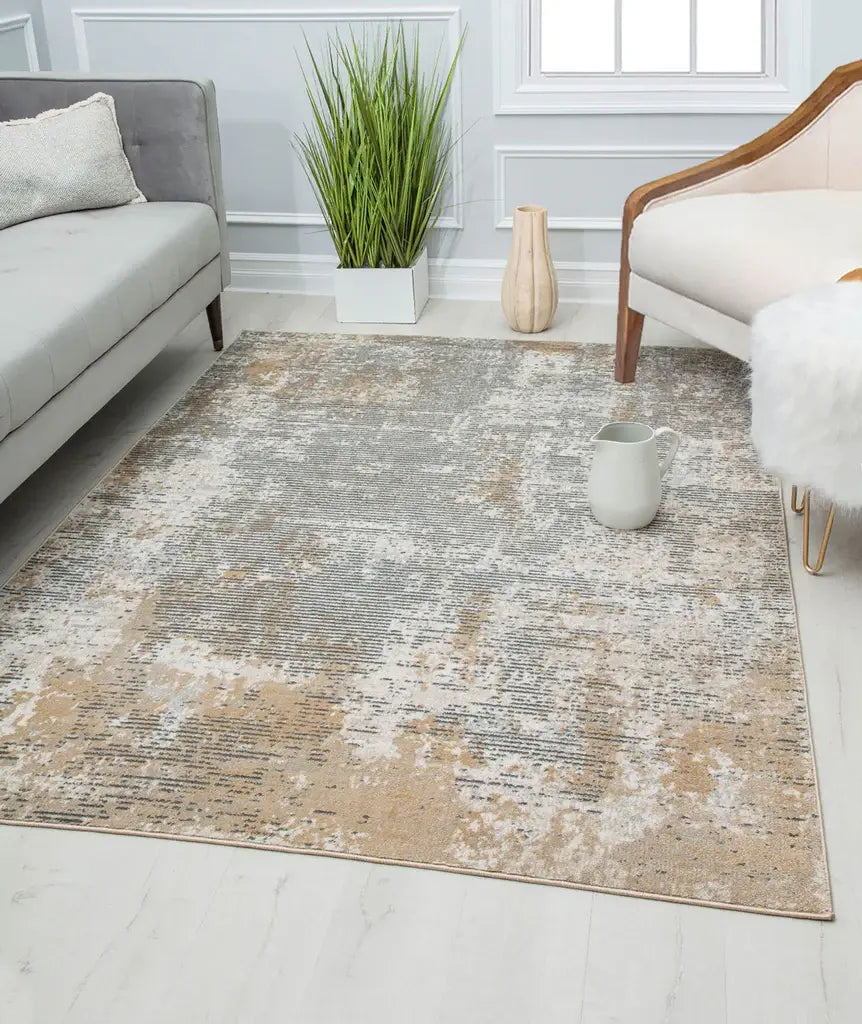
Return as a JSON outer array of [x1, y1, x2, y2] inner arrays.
[[655, 427, 680, 479]]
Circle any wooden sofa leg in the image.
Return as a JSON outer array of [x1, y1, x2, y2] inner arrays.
[[615, 306, 644, 383], [206, 295, 224, 352]]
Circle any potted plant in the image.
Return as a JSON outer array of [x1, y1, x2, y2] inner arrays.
[[296, 25, 463, 324]]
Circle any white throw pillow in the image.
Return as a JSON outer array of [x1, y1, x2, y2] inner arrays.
[[0, 91, 146, 230]]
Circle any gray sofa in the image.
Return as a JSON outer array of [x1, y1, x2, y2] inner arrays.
[[0, 74, 230, 504]]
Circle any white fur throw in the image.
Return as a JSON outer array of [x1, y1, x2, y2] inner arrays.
[[751, 282, 862, 508]]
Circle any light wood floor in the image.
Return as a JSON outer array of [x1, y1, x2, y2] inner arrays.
[[1, 293, 859, 1024]]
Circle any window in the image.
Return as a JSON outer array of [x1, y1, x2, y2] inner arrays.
[[495, 0, 810, 113], [541, 0, 764, 77]]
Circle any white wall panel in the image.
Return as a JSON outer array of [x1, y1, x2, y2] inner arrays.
[[72, 7, 463, 232], [495, 146, 725, 231], [0, 12, 39, 70]]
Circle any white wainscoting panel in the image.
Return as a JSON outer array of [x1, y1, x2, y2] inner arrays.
[[0, 14, 39, 71], [71, 7, 464, 230], [230, 252, 619, 304], [494, 145, 727, 231]]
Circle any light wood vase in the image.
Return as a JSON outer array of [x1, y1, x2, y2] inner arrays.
[[501, 205, 558, 333]]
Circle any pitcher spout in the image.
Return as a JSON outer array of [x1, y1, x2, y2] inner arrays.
[[592, 422, 653, 445]]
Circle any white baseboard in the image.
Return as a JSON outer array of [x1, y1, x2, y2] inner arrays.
[[229, 253, 619, 305], [229, 253, 334, 296]]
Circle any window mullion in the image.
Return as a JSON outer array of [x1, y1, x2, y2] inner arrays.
[[614, 0, 623, 73], [689, 0, 698, 74], [762, 0, 773, 76], [530, 0, 541, 77]]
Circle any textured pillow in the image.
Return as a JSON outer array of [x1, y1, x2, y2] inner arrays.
[[0, 91, 146, 230]]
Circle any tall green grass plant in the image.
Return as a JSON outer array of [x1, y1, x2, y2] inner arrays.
[[296, 25, 463, 269]]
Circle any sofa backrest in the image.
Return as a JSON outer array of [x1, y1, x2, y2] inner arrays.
[[0, 74, 230, 287]]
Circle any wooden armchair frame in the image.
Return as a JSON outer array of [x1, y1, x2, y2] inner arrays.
[[615, 59, 862, 383]]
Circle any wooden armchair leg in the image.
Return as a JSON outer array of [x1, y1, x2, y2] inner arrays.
[[206, 294, 224, 352], [615, 305, 644, 384], [614, 212, 644, 382]]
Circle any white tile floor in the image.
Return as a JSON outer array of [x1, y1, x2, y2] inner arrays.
[[1, 293, 860, 1024]]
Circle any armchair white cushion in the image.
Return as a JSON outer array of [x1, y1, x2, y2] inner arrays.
[[629, 189, 862, 325]]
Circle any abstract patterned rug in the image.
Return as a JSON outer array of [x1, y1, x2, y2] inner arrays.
[[0, 332, 831, 919]]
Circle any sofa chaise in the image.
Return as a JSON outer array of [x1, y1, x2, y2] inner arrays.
[[0, 73, 229, 504]]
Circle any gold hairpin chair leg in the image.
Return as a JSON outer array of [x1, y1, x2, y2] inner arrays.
[[795, 486, 837, 575], [787, 265, 856, 574]]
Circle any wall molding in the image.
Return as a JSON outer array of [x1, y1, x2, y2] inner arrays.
[[229, 252, 619, 305], [494, 145, 727, 231], [0, 14, 40, 71], [71, 6, 465, 231], [227, 211, 326, 228]]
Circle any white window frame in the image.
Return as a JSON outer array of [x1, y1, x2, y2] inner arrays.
[[494, 0, 811, 114]]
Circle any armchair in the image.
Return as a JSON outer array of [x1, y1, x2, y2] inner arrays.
[[615, 60, 862, 382]]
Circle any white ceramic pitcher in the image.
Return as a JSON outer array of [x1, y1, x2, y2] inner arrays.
[[588, 422, 680, 530]]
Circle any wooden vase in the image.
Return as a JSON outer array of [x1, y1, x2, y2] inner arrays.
[[501, 205, 558, 333]]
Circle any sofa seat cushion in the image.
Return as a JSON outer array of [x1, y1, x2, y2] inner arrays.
[[0, 201, 219, 443], [628, 190, 862, 325]]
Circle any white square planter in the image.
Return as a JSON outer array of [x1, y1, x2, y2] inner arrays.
[[334, 249, 429, 324]]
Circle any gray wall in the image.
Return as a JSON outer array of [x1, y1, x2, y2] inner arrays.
[[26, 2, 859, 294], [0, 0, 48, 70], [812, 0, 862, 82]]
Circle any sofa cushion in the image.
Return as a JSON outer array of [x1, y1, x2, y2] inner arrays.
[[0, 92, 146, 231], [628, 190, 862, 325], [0, 201, 219, 443]]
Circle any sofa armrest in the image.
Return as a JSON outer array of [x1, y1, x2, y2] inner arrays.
[[0, 73, 230, 287]]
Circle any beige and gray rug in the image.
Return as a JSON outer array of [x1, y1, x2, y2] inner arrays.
[[0, 332, 831, 918]]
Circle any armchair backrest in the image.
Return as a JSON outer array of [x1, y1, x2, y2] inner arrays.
[[646, 61, 862, 213]]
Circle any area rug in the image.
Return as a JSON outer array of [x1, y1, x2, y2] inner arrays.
[[0, 332, 832, 919]]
